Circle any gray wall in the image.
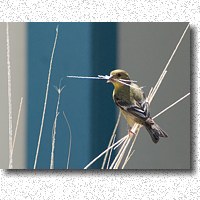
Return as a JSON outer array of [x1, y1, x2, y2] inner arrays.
[[118, 23, 190, 169]]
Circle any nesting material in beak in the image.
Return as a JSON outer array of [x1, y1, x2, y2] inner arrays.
[[107, 75, 113, 83]]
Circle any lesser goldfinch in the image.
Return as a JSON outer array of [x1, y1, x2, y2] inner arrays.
[[107, 69, 168, 143]]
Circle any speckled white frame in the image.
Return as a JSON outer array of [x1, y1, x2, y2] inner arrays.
[[0, 1, 199, 199]]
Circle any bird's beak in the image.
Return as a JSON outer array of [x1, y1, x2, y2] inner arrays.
[[107, 75, 113, 83]]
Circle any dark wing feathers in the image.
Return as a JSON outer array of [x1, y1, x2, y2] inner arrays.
[[114, 96, 150, 121]]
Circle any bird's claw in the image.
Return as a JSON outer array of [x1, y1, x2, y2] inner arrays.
[[128, 129, 136, 136]]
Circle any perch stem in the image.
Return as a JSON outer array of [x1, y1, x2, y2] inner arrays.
[[106, 134, 116, 169], [84, 135, 128, 169], [109, 136, 129, 169], [101, 111, 121, 169], [113, 136, 132, 169]]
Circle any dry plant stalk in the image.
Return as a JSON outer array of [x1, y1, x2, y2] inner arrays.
[[101, 111, 121, 169], [84, 135, 129, 169], [34, 26, 59, 169], [63, 111, 72, 169], [50, 82, 65, 169], [50, 112, 60, 169], [106, 134, 116, 169], [152, 93, 190, 120], [6, 23, 13, 169], [11, 97, 23, 159]]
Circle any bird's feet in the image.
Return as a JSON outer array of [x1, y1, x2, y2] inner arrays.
[[128, 128, 136, 136]]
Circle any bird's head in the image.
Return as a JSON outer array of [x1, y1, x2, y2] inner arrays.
[[107, 69, 130, 88]]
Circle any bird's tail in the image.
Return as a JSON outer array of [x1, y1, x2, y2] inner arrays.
[[145, 119, 168, 144]]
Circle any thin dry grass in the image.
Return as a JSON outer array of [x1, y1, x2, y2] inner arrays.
[[6, 23, 13, 169], [63, 111, 72, 169], [34, 26, 59, 169]]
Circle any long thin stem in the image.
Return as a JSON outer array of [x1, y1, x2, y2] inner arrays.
[[63, 111, 72, 169], [34, 26, 59, 169], [153, 93, 190, 120], [147, 87, 153, 99], [113, 136, 132, 169], [6, 23, 13, 169], [11, 97, 23, 157], [148, 24, 189, 103], [121, 124, 140, 168], [84, 135, 128, 169], [122, 128, 140, 169], [149, 71, 167, 103], [50, 112, 59, 169], [109, 136, 130, 169], [66, 75, 102, 80], [101, 111, 121, 169], [106, 134, 116, 169], [122, 150, 135, 169], [50, 81, 64, 169], [113, 134, 127, 150], [164, 24, 189, 73]]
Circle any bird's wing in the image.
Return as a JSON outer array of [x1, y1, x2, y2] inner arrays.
[[114, 97, 150, 121]]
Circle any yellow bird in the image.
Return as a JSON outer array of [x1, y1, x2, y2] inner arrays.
[[107, 69, 168, 143]]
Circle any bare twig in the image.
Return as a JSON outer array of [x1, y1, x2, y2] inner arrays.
[[63, 111, 72, 169], [34, 26, 59, 169], [6, 23, 13, 169]]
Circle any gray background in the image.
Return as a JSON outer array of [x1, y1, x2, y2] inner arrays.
[[118, 23, 190, 169]]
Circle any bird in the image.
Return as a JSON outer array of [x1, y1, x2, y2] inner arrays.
[[107, 69, 168, 143]]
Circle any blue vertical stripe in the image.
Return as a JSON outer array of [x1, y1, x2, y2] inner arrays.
[[90, 23, 117, 168]]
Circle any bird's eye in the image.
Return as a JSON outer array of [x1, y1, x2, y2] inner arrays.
[[117, 73, 121, 78]]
